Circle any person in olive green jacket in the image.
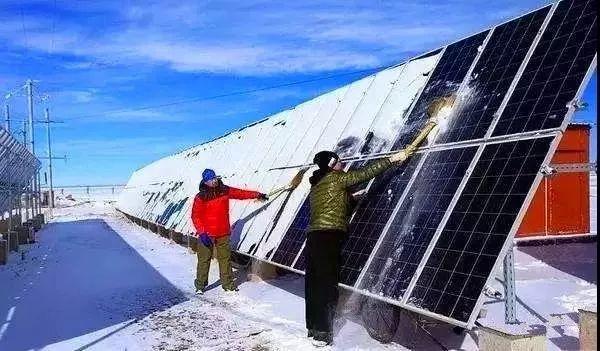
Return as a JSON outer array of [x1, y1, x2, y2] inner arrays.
[[305, 146, 415, 346]]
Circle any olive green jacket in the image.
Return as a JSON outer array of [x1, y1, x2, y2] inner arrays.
[[308, 158, 393, 232]]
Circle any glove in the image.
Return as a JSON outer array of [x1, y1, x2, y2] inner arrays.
[[257, 193, 269, 201], [198, 233, 213, 247], [389, 147, 415, 163]]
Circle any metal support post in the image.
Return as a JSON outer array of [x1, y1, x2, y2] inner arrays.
[[45, 108, 55, 212], [503, 244, 518, 324], [4, 104, 10, 132]]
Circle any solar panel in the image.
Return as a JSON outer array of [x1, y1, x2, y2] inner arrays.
[[492, 0, 597, 136], [248, 89, 356, 257], [392, 30, 489, 149], [339, 154, 424, 285], [435, 5, 552, 144], [117, 0, 597, 330], [358, 146, 478, 294], [268, 66, 405, 264], [406, 137, 553, 323], [274, 55, 441, 270], [333, 31, 490, 286]]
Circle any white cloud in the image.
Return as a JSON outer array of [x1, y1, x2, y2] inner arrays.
[[56, 90, 96, 103], [0, 0, 549, 76]]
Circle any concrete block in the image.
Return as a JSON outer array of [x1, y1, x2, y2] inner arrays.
[[16, 227, 29, 245], [148, 222, 158, 234], [478, 324, 547, 351], [35, 213, 45, 225], [579, 309, 597, 351], [28, 226, 36, 243], [2, 231, 18, 252], [170, 230, 183, 244], [18, 225, 36, 244], [23, 220, 33, 228], [247, 260, 278, 282], [32, 217, 42, 231], [0, 220, 8, 233], [0, 239, 8, 265]]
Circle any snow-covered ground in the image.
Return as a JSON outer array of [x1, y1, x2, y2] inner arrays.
[[0, 201, 596, 350]]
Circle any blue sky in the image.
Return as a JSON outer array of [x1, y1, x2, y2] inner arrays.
[[0, 0, 596, 186]]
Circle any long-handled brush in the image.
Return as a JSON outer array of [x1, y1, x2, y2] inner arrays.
[[408, 94, 457, 150], [267, 167, 310, 198]]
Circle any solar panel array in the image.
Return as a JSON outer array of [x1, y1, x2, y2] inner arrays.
[[117, 0, 596, 328], [0, 126, 40, 215]]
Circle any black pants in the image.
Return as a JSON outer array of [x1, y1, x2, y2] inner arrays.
[[305, 229, 345, 334]]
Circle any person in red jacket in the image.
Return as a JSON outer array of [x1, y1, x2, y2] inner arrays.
[[192, 168, 268, 293]]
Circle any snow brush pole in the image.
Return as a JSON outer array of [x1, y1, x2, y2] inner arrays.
[[406, 94, 457, 149], [267, 167, 309, 197], [407, 119, 438, 150]]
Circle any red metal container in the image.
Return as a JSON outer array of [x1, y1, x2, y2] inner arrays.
[[517, 124, 591, 238]]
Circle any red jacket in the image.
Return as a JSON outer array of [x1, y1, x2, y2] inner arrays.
[[191, 182, 261, 238]]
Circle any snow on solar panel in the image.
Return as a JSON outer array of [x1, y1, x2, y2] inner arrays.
[[238, 94, 333, 257], [280, 54, 442, 271], [270, 65, 408, 266]]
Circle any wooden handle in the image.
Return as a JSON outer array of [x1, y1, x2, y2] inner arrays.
[[407, 121, 437, 150], [267, 186, 287, 197]]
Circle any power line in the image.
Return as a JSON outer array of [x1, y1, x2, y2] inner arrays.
[[68, 64, 400, 121], [20, 6, 28, 48], [51, 0, 57, 52]]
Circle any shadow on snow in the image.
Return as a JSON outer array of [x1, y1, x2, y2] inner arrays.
[[0, 219, 187, 351]]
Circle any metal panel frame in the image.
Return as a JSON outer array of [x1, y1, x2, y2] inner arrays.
[[353, 27, 494, 290], [468, 51, 598, 327], [401, 1, 558, 305]]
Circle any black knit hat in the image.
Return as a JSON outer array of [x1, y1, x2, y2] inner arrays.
[[313, 151, 339, 170]]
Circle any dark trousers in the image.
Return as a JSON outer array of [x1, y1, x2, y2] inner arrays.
[[305, 229, 345, 334]]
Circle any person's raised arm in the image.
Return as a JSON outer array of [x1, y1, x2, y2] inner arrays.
[[228, 187, 266, 200]]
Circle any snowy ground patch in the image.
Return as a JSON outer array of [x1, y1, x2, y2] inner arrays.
[[0, 201, 596, 350]]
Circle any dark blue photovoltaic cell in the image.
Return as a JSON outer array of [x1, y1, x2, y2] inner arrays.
[[492, 0, 597, 136], [359, 147, 477, 298], [339, 155, 422, 285], [333, 32, 489, 287], [285, 131, 405, 272], [392, 31, 489, 150], [408, 137, 553, 322], [271, 199, 310, 266], [435, 6, 551, 144]]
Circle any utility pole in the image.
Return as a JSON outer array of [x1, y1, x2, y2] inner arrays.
[[21, 114, 29, 221], [45, 108, 55, 211], [4, 104, 9, 132], [26, 80, 35, 155], [26, 79, 41, 217]]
